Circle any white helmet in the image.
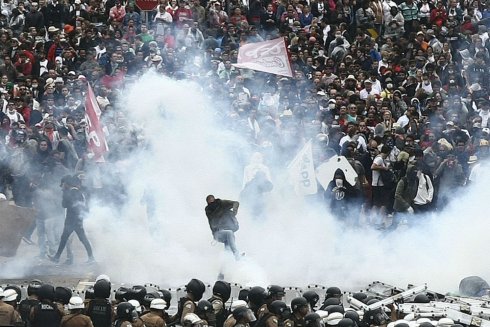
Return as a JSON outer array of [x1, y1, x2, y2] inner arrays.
[[2, 289, 18, 302], [0, 287, 3, 298], [150, 299, 166, 310], [183, 313, 203, 325], [68, 296, 85, 310], [128, 300, 142, 313], [438, 318, 454, 326], [230, 300, 248, 311]]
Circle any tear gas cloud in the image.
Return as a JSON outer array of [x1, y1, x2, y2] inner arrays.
[[2, 73, 488, 292]]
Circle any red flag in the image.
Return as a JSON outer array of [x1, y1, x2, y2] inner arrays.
[[85, 84, 108, 159], [233, 38, 293, 77]]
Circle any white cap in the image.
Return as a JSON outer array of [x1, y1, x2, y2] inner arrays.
[[95, 274, 110, 283], [2, 289, 17, 302], [74, 0, 81, 3], [54, 77, 64, 83], [326, 312, 344, 325], [68, 296, 84, 310], [128, 300, 142, 313], [230, 300, 248, 310], [150, 298, 166, 310], [183, 313, 203, 324]]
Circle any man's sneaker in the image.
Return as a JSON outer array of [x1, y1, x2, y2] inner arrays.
[[47, 255, 60, 263], [86, 257, 96, 264]]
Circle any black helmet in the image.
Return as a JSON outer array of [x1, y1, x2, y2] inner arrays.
[[338, 318, 355, 327], [144, 292, 161, 308], [413, 294, 430, 303], [419, 323, 433, 327], [305, 313, 324, 327], [115, 287, 130, 302], [186, 279, 206, 301], [27, 280, 42, 296], [324, 298, 341, 307], [238, 289, 249, 302], [213, 281, 231, 302], [55, 287, 72, 305], [344, 311, 360, 325], [303, 290, 320, 307], [38, 284, 55, 302], [116, 302, 137, 321], [362, 308, 388, 326], [129, 286, 147, 303], [233, 306, 257, 322], [326, 305, 344, 315], [269, 300, 291, 319], [5, 285, 22, 302], [291, 297, 309, 312], [198, 299, 213, 312], [94, 280, 111, 299], [248, 287, 267, 306], [326, 287, 342, 299], [85, 287, 95, 300], [158, 290, 171, 309], [268, 285, 285, 298], [366, 299, 379, 306], [352, 293, 367, 303]]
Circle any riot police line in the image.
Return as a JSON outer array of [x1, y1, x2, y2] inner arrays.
[[0, 275, 489, 327]]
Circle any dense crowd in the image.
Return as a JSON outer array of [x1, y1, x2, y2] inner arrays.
[[0, 276, 489, 327], [0, 0, 489, 256]]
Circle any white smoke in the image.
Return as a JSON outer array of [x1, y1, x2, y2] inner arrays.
[[1, 73, 488, 294]]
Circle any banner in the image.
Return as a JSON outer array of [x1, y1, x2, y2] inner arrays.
[[233, 38, 293, 77], [316, 155, 358, 190], [85, 84, 109, 159], [287, 140, 318, 195]]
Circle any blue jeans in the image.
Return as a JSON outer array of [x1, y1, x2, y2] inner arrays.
[[214, 230, 239, 257]]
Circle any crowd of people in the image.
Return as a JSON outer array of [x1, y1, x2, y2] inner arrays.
[[0, 276, 489, 327], [0, 0, 489, 259]]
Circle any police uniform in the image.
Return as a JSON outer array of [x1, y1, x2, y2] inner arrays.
[[30, 301, 63, 327], [0, 301, 22, 326], [19, 298, 39, 327], [86, 298, 114, 327], [132, 317, 146, 327], [264, 315, 279, 327], [141, 311, 166, 327], [256, 304, 269, 320], [179, 299, 196, 324], [60, 313, 94, 327], [209, 296, 225, 327], [116, 321, 133, 327], [284, 314, 305, 327]]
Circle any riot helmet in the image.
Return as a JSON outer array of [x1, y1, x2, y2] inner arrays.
[[186, 279, 206, 301], [213, 281, 232, 302]]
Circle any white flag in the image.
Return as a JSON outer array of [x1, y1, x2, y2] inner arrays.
[[287, 140, 318, 195], [233, 38, 293, 77]]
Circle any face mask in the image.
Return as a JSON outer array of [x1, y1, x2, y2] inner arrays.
[[424, 81, 430, 85], [32, 84, 38, 88], [335, 179, 343, 187], [328, 103, 335, 109]]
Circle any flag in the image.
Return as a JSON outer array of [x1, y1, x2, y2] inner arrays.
[[233, 38, 293, 77], [85, 83, 108, 159], [316, 155, 358, 190], [287, 140, 318, 195]]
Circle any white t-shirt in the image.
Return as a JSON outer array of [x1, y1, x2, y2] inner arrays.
[[371, 155, 386, 186]]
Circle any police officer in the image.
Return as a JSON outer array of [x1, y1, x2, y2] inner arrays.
[[175, 279, 206, 325], [304, 313, 324, 327], [209, 281, 232, 327], [18, 280, 42, 327], [61, 296, 94, 327], [140, 299, 166, 327], [232, 306, 256, 327], [302, 291, 320, 312], [54, 287, 73, 314], [223, 301, 248, 327], [29, 284, 63, 327], [319, 288, 342, 311], [86, 279, 114, 327], [255, 301, 290, 327], [284, 298, 309, 327], [247, 287, 267, 321], [0, 288, 23, 326], [127, 300, 145, 327], [257, 286, 285, 320], [196, 300, 214, 326], [115, 302, 138, 327]]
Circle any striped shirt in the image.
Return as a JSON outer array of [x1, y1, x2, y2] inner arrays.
[[399, 2, 419, 21]]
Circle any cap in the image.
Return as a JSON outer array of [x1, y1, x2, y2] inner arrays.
[[150, 299, 167, 310], [446, 121, 455, 126], [417, 31, 424, 36], [68, 71, 76, 76], [54, 77, 64, 83], [68, 296, 85, 310], [48, 26, 59, 32], [151, 55, 162, 62], [74, 0, 81, 4]]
